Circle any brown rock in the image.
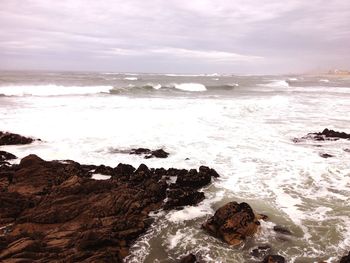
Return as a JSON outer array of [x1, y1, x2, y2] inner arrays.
[[202, 201, 261, 246], [0, 151, 17, 162], [179, 253, 197, 263], [340, 251, 350, 263], [262, 255, 285, 263], [0, 131, 35, 146]]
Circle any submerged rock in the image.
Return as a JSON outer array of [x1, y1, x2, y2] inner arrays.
[[340, 251, 350, 263], [0, 154, 218, 262], [0, 131, 36, 146], [319, 153, 334, 158], [273, 225, 292, 235], [262, 255, 286, 263], [130, 148, 170, 158], [251, 244, 272, 258], [202, 201, 261, 246], [179, 253, 197, 263]]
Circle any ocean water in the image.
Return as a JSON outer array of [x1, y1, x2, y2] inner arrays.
[[1, 71, 350, 262]]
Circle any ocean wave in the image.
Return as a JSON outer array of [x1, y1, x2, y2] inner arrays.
[[124, 77, 138, 81], [172, 83, 206, 92], [260, 80, 290, 88], [0, 85, 112, 97]]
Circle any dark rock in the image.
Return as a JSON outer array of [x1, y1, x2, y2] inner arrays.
[[130, 148, 151, 155], [130, 148, 169, 159], [319, 153, 334, 158], [202, 201, 261, 246], [0, 151, 17, 162], [340, 251, 350, 263], [176, 166, 219, 189], [179, 253, 197, 263], [149, 149, 169, 158], [295, 128, 350, 143], [251, 244, 272, 258], [0, 131, 35, 146], [344, 149, 350, 153], [273, 225, 292, 235], [0, 154, 216, 262], [94, 165, 115, 175], [165, 187, 205, 209], [262, 255, 285, 263]]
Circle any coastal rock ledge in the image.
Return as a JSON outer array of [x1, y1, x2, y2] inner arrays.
[[0, 154, 218, 262]]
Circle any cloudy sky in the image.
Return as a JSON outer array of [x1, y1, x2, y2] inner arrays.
[[1, 0, 349, 74]]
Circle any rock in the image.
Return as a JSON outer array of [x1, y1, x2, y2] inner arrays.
[[179, 253, 197, 263], [344, 149, 350, 153], [130, 148, 169, 159], [149, 149, 169, 158], [319, 153, 334, 158], [251, 244, 272, 258], [0, 151, 17, 162], [0, 154, 216, 262], [165, 187, 205, 209], [130, 148, 151, 155], [340, 251, 350, 263], [273, 225, 292, 235], [202, 201, 261, 246], [176, 166, 219, 189], [294, 128, 350, 142], [262, 255, 286, 263], [0, 131, 35, 146]]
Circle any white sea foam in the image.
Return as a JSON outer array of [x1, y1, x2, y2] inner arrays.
[[260, 80, 290, 88], [173, 83, 207, 92], [320, 79, 330, 83], [0, 85, 112, 96], [91, 174, 111, 180], [124, 77, 138, 80]]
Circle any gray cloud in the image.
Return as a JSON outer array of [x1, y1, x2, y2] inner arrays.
[[0, 0, 349, 73]]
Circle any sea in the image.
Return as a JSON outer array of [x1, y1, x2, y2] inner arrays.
[[1, 71, 350, 263]]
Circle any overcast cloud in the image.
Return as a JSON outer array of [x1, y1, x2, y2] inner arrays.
[[0, 0, 349, 74]]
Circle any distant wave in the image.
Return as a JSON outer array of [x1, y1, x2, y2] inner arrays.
[[172, 83, 206, 91], [0, 85, 112, 97], [124, 77, 138, 81], [260, 80, 290, 88]]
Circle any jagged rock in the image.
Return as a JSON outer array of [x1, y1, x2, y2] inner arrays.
[[165, 187, 205, 209], [273, 225, 292, 235], [130, 148, 151, 155], [130, 148, 170, 159], [0, 154, 217, 262], [262, 255, 285, 263], [0, 131, 35, 146], [179, 253, 197, 263], [176, 166, 219, 188], [340, 251, 350, 263], [0, 151, 17, 162], [202, 201, 261, 246]]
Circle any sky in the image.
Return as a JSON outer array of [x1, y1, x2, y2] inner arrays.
[[0, 0, 349, 74]]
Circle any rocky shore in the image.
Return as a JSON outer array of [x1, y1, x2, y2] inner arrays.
[[0, 130, 349, 262]]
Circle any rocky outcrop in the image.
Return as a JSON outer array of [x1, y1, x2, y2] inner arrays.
[[0, 154, 218, 262], [0, 151, 17, 162], [130, 148, 169, 159], [0, 131, 36, 146], [340, 252, 350, 263], [293, 128, 350, 142], [202, 201, 261, 246], [179, 253, 197, 263]]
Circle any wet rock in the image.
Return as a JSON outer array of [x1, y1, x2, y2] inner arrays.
[[295, 128, 350, 142], [344, 148, 350, 153], [262, 255, 285, 263], [319, 153, 334, 158], [94, 164, 115, 175], [0, 151, 17, 162], [340, 251, 350, 263], [176, 166, 219, 189], [179, 253, 197, 263], [202, 201, 261, 246], [0, 154, 216, 262], [0, 131, 35, 146], [165, 187, 205, 209], [273, 225, 292, 235], [130, 148, 169, 159], [251, 244, 272, 258]]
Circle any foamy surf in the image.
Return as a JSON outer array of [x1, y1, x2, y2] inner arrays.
[[0, 85, 112, 96], [173, 83, 207, 92]]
